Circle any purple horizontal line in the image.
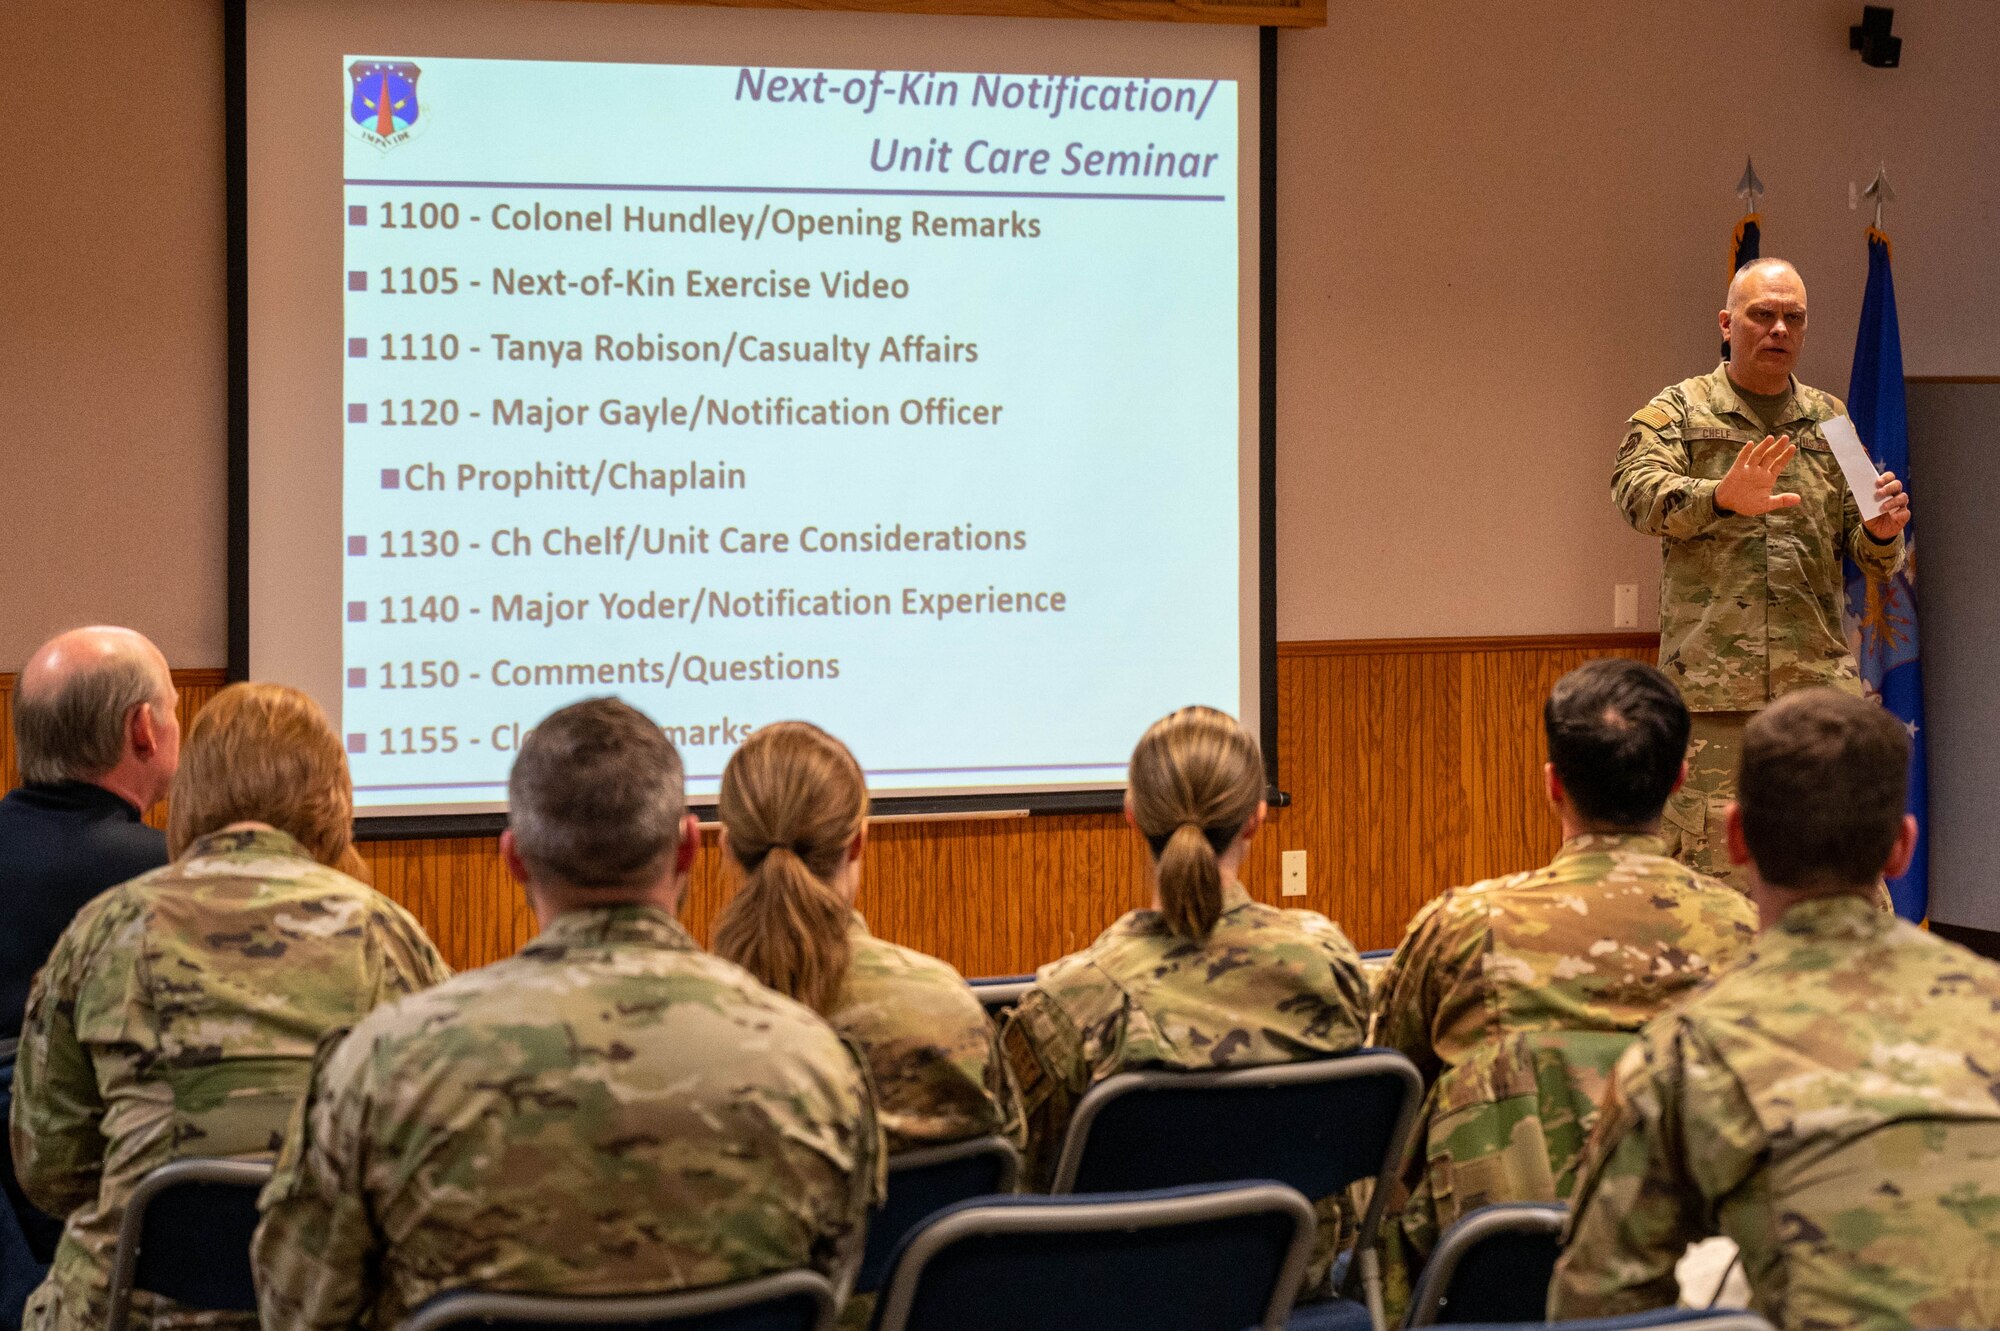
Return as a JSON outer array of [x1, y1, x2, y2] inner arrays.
[[356, 760, 1117, 794], [344, 177, 1225, 204]]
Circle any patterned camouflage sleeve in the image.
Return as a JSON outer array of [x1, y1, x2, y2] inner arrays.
[[366, 896, 453, 1001], [1612, 395, 1728, 540], [1300, 913, 1373, 1042], [1371, 895, 1457, 1083], [8, 892, 130, 1218], [252, 1025, 383, 1331], [1842, 483, 1906, 578], [999, 989, 1089, 1189], [1549, 1021, 1760, 1319]]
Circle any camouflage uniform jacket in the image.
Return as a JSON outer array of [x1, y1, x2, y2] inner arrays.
[[832, 915, 1023, 1154], [1614, 365, 1904, 711], [8, 827, 449, 1331], [1372, 834, 1757, 1266], [1551, 894, 2000, 1330], [1001, 881, 1369, 1189], [252, 902, 886, 1331]]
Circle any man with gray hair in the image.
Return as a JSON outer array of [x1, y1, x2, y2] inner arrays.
[[254, 697, 883, 1328], [1, 627, 179, 1040]]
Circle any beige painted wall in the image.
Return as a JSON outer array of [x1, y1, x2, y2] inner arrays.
[[1277, 0, 2000, 639], [5, 0, 1998, 666]]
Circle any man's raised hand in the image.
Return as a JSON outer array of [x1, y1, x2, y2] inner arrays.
[[1714, 434, 1803, 517]]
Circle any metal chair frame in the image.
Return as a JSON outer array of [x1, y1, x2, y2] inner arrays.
[[871, 1181, 1318, 1331], [398, 1267, 839, 1331], [854, 1135, 1021, 1296], [105, 1157, 273, 1331], [1047, 1050, 1424, 1331]]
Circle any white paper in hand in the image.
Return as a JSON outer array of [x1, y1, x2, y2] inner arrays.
[[1821, 416, 1884, 520]]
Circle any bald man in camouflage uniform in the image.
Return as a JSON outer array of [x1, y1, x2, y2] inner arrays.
[[1553, 690, 2000, 1330], [1616, 259, 1909, 888], [11, 827, 449, 1331], [1001, 880, 1369, 1286], [254, 700, 883, 1330], [1373, 662, 1756, 1314]]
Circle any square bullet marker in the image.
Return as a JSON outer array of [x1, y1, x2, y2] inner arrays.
[[346, 667, 368, 688], [347, 535, 367, 556], [348, 205, 367, 226], [380, 469, 400, 489], [347, 270, 367, 291], [346, 601, 368, 622], [346, 733, 367, 754], [347, 403, 367, 424], [348, 337, 368, 358]]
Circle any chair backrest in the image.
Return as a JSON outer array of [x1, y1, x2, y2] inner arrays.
[[1050, 1049, 1421, 1214], [105, 1158, 273, 1331], [966, 977, 1033, 1023], [871, 1181, 1316, 1331], [397, 1268, 838, 1331], [854, 1135, 1019, 1295], [1440, 1312, 1773, 1331], [1402, 1202, 1567, 1327]]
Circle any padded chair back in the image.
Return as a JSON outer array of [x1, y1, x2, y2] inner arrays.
[[1050, 1049, 1422, 1203], [1402, 1202, 1567, 1326], [872, 1181, 1316, 1331], [854, 1136, 1019, 1295], [105, 1158, 272, 1331], [397, 1268, 838, 1331], [967, 977, 1032, 1023]]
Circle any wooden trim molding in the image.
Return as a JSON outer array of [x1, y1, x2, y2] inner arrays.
[[1280, 633, 1659, 659]]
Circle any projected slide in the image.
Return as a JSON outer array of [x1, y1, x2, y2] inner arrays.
[[337, 55, 1240, 807]]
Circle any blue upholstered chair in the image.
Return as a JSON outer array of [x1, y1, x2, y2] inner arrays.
[[397, 1269, 839, 1331], [105, 1158, 271, 1331], [870, 1181, 1317, 1331], [1402, 1202, 1568, 1326], [1046, 1049, 1425, 1331]]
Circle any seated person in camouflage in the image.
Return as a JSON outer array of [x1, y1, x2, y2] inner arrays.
[[1552, 689, 2000, 1330], [253, 699, 884, 1330], [1001, 706, 1369, 1275], [1373, 660, 1756, 1311], [10, 683, 450, 1331], [712, 721, 1021, 1155]]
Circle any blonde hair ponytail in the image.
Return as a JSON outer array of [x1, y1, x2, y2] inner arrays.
[[712, 722, 868, 1013], [1129, 707, 1264, 941]]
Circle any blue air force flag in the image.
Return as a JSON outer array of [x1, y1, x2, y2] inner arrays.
[[1841, 228, 1928, 920]]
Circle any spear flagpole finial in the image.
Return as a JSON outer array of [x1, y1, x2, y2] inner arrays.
[[1736, 157, 1765, 214], [1863, 164, 1897, 232]]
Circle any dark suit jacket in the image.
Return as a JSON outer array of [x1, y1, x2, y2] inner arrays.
[[0, 781, 167, 1038]]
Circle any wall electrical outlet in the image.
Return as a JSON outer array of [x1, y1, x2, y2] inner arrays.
[[1281, 850, 1308, 897], [1614, 583, 1639, 629]]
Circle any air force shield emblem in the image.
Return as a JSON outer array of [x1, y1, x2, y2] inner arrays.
[[348, 60, 427, 152]]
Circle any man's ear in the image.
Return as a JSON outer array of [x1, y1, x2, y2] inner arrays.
[[1724, 801, 1752, 867], [1543, 762, 1564, 812], [1882, 813, 1920, 882], [127, 701, 160, 760], [1718, 307, 1733, 343], [1667, 759, 1689, 798], [500, 829, 531, 886], [675, 813, 701, 875]]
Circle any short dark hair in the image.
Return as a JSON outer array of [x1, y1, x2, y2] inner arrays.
[[507, 698, 686, 890], [1739, 689, 1908, 890], [1544, 659, 1691, 827]]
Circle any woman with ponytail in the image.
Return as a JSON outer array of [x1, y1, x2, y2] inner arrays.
[[1001, 706, 1370, 1213], [713, 722, 1020, 1154]]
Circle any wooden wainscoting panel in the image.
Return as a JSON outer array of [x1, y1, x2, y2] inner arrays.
[[1, 633, 1658, 973]]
